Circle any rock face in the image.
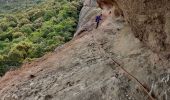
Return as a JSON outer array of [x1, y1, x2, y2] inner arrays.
[[114, 0, 170, 56], [75, 0, 100, 36], [0, 0, 170, 100]]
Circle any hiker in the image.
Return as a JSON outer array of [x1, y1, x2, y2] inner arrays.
[[95, 14, 102, 29]]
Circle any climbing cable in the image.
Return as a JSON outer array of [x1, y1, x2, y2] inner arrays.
[[91, 30, 156, 100]]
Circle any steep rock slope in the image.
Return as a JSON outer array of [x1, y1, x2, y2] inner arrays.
[[0, 0, 170, 100], [114, 0, 170, 57]]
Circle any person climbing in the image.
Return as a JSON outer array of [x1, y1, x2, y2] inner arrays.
[[95, 14, 102, 29]]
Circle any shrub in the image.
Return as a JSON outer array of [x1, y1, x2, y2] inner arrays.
[[9, 21, 17, 27], [43, 10, 55, 21], [57, 3, 78, 21], [0, 55, 3, 60], [0, 63, 8, 76], [0, 22, 8, 31], [28, 44, 44, 58], [29, 32, 43, 43], [51, 17, 58, 24], [12, 32, 25, 38], [41, 21, 54, 38], [20, 24, 34, 34], [0, 32, 12, 41], [33, 17, 43, 28], [2, 5, 12, 10], [8, 41, 32, 62], [28, 9, 45, 22], [5, 15, 18, 23], [19, 18, 30, 27], [12, 27, 20, 32], [0, 28, 3, 33]]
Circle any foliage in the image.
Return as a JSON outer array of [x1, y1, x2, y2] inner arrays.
[[0, 0, 45, 13], [0, 0, 82, 76]]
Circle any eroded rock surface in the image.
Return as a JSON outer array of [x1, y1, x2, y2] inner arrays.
[[114, 0, 170, 56], [0, 0, 170, 100]]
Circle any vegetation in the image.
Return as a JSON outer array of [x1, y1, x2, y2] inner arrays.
[[0, 0, 82, 76], [0, 0, 45, 13]]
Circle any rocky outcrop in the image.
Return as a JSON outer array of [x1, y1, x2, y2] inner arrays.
[[75, 0, 100, 36], [0, 0, 169, 100], [96, 0, 170, 58], [113, 0, 170, 58]]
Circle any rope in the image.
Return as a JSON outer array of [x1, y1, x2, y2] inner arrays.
[[91, 30, 156, 100]]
